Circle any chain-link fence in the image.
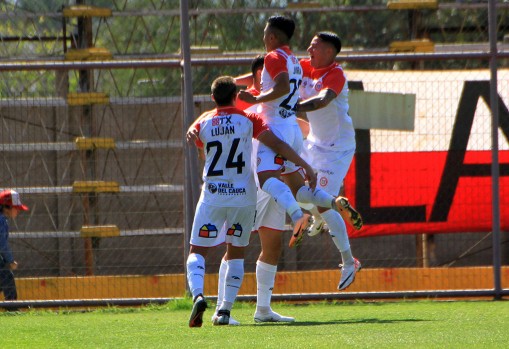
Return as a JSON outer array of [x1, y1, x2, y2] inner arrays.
[[0, 1, 508, 307]]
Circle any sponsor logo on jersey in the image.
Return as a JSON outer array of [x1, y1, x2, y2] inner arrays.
[[226, 223, 243, 237], [208, 183, 218, 193], [210, 114, 234, 134], [213, 114, 232, 124], [278, 108, 295, 118], [215, 182, 247, 195], [199, 223, 218, 238], [319, 168, 334, 176]]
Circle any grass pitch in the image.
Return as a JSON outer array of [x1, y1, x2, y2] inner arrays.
[[1, 299, 508, 348]]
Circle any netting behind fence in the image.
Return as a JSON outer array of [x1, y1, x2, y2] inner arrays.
[[1, 1, 508, 302]]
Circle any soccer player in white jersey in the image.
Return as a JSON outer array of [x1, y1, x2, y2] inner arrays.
[[186, 76, 316, 327], [210, 55, 265, 326], [296, 31, 363, 290], [238, 16, 362, 323]]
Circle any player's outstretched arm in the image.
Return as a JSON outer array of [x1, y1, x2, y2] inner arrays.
[[239, 72, 290, 105], [234, 73, 253, 87], [257, 130, 317, 189], [296, 88, 337, 112]]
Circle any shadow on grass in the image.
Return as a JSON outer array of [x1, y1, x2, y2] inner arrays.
[[246, 318, 428, 326]]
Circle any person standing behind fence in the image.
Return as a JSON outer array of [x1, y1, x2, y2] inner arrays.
[[296, 31, 363, 290], [0, 189, 29, 302], [185, 76, 316, 327]]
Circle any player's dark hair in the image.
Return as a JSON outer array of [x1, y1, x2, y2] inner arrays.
[[316, 31, 342, 54], [267, 15, 295, 41], [211, 76, 237, 106], [251, 54, 265, 76]]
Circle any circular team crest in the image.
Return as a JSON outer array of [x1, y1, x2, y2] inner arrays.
[[257, 157, 261, 166], [319, 176, 328, 187], [315, 81, 323, 91]]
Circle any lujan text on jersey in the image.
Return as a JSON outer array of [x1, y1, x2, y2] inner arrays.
[[211, 115, 235, 136]]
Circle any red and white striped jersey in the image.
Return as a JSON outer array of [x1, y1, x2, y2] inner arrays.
[[193, 106, 268, 207], [260, 46, 302, 125], [300, 58, 356, 151]]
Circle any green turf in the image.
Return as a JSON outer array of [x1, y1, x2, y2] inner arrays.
[[1, 299, 508, 348]]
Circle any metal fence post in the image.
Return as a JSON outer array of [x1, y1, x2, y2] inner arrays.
[[488, 0, 502, 300]]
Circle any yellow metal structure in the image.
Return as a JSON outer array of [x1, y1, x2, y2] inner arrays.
[[72, 181, 120, 193], [65, 47, 113, 61], [75, 137, 115, 150], [389, 39, 435, 52], [63, 5, 112, 18], [80, 225, 120, 238], [387, 0, 438, 10], [67, 92, 110, 106]]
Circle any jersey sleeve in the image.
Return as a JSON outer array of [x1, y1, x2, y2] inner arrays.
[[235, 87, 260, 111], [190, 122, 203, 148], [245, 112, 269, 139], [299, 58, 312, 78], [264, 51, 288, 80], [322, 67, 346, 95]]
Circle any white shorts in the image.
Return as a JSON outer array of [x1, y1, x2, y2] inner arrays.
[[253, 188, 286, 232], [256, 122, 303, 175], [190, 202, 256, 247], [301, 141, 355, 196]]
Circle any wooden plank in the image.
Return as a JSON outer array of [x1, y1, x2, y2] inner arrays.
[[349, 90, 416, 130]]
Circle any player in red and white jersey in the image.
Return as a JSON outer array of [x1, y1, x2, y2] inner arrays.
[[235, 54, 264, 113], [296, 32, 363, 291], [210, 55, 265, 326], [186, 76, 316, 327], [238, 16, 360, 323]]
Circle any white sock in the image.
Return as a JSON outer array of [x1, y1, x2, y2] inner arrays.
[[321, 209, 354, 265], [309, 205, 322, 221], [256, 260, 277, 309], [222, 259, 244, 311], [261, 177, 302, 222], [216, 258, 228, 311], [186, 253, 205, 298], [296, 186, 334, 209]]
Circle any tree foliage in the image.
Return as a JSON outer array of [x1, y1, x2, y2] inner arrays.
[[1, 1, 508, 96]]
